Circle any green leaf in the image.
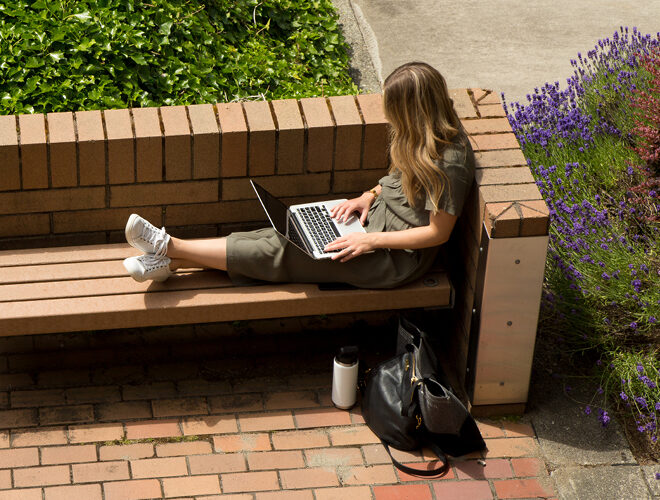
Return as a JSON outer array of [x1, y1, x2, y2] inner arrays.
[[130, 54, 147, 65], [49, 52, 65, 62], [159, 21, 173, 36]]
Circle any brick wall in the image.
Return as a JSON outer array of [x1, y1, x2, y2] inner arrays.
[[0, 92, 549, 408]]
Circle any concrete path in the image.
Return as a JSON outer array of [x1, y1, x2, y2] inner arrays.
[[338, 0, 659, 104], [332, 2, 660, 498]]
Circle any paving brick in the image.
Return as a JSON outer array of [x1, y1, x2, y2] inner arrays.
[[125, 419, 181, 440], [14, 465, 70, 487], [476, 167, 534, 186], [38, 404, 93, 426], [41, 444, 97, 464], [75, 110, 106, 185], [181, 414, 238, 435], [281, 468, 339, 489], [188, 104, 219, 179], [0, 187, 105, 215], [0, 431, 7, 448], [304, 447, 363, 468], [0, 115, 20, 191], [332, 169, 385, 195], [0, 470, 9, 489], [36, 369, 92, 389], [340, 464, 397, 485], [328, 95, 361, 171], [11, 426, 67, 447], [272, 429, 328, 450], [110, 180, 218, 207], [0, 447, 39, 467], [479, 183, 541, 207], [103, 478, 163, 500], [130, 456, 188, 478], [396, 461, 455, 482], [122, 381, 177, 401], [494, 477, 555, 498], [519, 200, 549, 236], [314, 486, 372, 500], [222, 173, 330, 201], [247, 450, 304, 470], [264, 391, 319, 411], [510, 457, 547, 477], [216, 102, 248, 177], [162, 475, 221, 497], [214, 433, 271, 453], [373, 484, 433, 500], [188, 453, 246, 474], [156, 440, 213, 457], [455, 458, 513, 479], [45, 484, 102, 500], [165, 200, 260, 227], [432, 480, 493, 499], [470, 133, 520, 152], [97, 401, 153, 422], [475, 149, 527, 168], [132, 107, 163, 182], [199, 496, 251, 500], [152, 397, 208, 418], [272, 99, 304, 174], [256, 491, 313, 500], [104, 108, 135, 184], [47, 112, 77, 187], [11, 388, 66, 408], [18, 113, 48, 189], [161, 105, 191, 180], [450, 88, 479, 119], [328, 426, 379, 446], [357, 93, 389, 170], [0, 490, 42, 500], [222, 471, 281, 493], [65, 385, 122, 404], [72, 460, 129, 483], [299, 97, 333, 173], [294, 407, 352, 429], [239, 411, 295, 432], [100, 443, 155, 461], [462, 118, 512, 135], [479, 103, 507, 118], [68, 422, 124, 443], [243, 101, 276, 176], [484, 437, 538, 458]]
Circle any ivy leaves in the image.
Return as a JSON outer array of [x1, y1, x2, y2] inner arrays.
[[0, 0, 358, 114]]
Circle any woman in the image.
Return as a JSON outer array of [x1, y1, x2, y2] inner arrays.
[[123, 62, 475, 288]]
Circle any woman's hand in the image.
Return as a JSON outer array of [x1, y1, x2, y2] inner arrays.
[[329, 192, 375, 226], [324, 232, 377, 262]]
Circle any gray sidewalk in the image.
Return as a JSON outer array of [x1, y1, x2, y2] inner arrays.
[[332, 1, 660, 498]]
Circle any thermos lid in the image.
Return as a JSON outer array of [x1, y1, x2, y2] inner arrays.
[[336, 345, 358, 365]]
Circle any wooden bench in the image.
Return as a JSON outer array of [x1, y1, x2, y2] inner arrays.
[[0, 242, 451, 336], [0, 91, 549, 412]]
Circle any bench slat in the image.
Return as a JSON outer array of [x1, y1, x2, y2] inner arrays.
[[0, 243, 135, 267], [0, 270, 230, 302], [0, 272, 451, 336], [0, 260, 133, 285]]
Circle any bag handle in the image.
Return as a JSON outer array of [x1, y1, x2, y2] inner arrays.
[[382, 440, 449, 477]]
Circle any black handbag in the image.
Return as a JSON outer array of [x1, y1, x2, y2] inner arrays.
[[361, 316, 485, 476]]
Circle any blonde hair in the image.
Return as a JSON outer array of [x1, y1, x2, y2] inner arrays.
[[383, 62, 465, 212]]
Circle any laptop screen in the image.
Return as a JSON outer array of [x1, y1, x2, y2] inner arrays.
[[250, 180, 289, 236]]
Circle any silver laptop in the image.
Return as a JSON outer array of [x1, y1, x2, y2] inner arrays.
[[251, 180, 367, 260]]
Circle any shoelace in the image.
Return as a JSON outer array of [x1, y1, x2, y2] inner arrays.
[[140, 253, 169, 269], [141, 224, 169, 260]]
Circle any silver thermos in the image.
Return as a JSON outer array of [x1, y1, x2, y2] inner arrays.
[[331, 345, 359, 409]]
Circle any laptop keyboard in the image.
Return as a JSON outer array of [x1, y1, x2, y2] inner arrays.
[[297, 206, 341, 254]]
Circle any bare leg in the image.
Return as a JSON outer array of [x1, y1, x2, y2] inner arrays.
[[167, 237, 228, 271]]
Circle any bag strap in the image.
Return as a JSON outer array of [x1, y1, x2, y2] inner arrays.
[[381, 440, 449, 477]]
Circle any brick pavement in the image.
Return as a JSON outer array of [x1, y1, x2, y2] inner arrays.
[[0, 320, 558, 499]]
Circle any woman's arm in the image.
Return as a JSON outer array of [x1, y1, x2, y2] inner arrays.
[[329, 185, 382, 225], [325, 209, 457, 262]]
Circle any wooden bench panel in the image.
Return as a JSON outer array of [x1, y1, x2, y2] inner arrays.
[[0, 242, 451, 337]]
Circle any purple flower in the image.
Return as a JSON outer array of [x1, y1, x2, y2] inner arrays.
[[637, 364, 645, 373], [635, 396, 648, 409], [630, 322, 638, 330], [584, 405, 592, 415], [620, 391, 628, 401], [655, 402, 660, 411], [655, 472, 660, 480]]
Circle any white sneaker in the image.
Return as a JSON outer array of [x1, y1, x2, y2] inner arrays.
[[125, 214, 170, 258], [123, 255, 173, 283]]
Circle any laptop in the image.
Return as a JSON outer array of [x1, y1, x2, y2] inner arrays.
[[250, 180, 367, 260]]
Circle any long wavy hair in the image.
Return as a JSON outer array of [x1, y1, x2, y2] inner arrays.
[[383, 62, 465, 212]]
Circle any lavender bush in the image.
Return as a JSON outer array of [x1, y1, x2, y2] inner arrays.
[[503, 27, 660, 446]]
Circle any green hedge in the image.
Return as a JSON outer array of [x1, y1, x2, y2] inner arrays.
[[0, 0, 358, 114]]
